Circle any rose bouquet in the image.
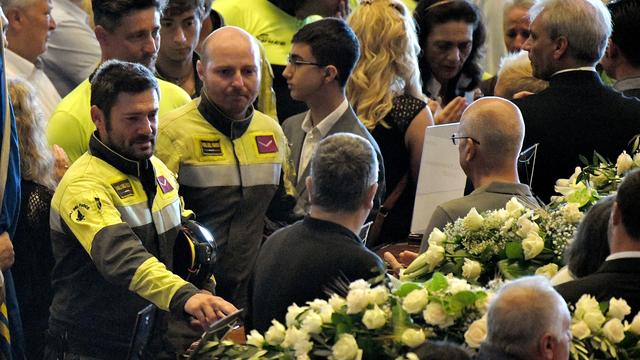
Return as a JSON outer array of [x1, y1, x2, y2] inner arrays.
[[191, 273, 490, 359], [400, 198, 581, 284], [569, 295, 640, 360]]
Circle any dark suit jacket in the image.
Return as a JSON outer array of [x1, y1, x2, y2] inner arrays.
[[282, 106, 386, 219], [555, 258, 640, 317], [514, 71, 640, 203]]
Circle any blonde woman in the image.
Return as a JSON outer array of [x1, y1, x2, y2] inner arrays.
[[348, 0, 433, 242], [9, 78, 67, 359]]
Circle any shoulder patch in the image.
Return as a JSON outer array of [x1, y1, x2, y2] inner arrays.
[[255, 135, 278, 154], [200, 139, 223, 156], [157, 175, 174, 193], [111, 180, 135, 199], [69, 203, 90, 222]]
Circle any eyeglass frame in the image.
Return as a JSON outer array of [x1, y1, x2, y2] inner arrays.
[[451, 133, 480, 145], [287, 54, 325, 68]]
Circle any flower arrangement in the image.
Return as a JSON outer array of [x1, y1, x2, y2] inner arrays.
[[400, 197, 581, 284], [191, 273, 490, 359], [569, 295, 640, 360], [552, 137, 640, 210]]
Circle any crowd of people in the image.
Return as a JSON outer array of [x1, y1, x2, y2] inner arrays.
[[0, 0, 639, 359]]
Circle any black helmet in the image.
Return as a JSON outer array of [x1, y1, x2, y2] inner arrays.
[[173, 220, 217, 288]]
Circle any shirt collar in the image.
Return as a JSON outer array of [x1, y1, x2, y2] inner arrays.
[[197, 88, 253, 139], [5, 48, 40, 75], [552, 66, 597, 77], [88, 132, 153, 179], [613, 76, 640, 93], [301, 98, 348, 136], [606, 251, 640, 261]]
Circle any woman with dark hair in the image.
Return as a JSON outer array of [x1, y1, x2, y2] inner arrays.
[[414, 0, 486, 124], [551, 196, 614, 285]]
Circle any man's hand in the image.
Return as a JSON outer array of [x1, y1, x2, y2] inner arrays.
[[0, 232, 15, 271], [184, 292, 237, 329], [383, 251, 419, 277], [435, 96, 468, 124], [52, 144, 70, 182]]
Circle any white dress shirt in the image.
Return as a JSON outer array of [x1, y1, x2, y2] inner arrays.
[[606, 251, 640, 261], [298, 99, 349, 179], [6, 49, 61, 121]]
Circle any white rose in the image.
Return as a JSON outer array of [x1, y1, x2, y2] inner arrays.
[[424, 244, 445, 270], [346, 288, 369, 314], [402, 289, 429, 314], [297, 355, 311, 360], [427, 228, 447, 247], [571, 321, 591, 340], [633, 152, 640, 167], [575, 295, 600, 319], [505, 197, 525, 216], [464, 317, 487, 348], [616, 151, 634, 175], [423, 302, 453, 327], [607, 297, 632, 320], [331, 334, 360, 360], [368, 286, 389, 305], [522, 232, 545, 260], [308, 299, 329, 311], [265, 320, 286, 345], [561, 202, 584, 223], [583, 309, 607, 331], [448, 276, 471, 294], [494, 208, 510, 222], [301, 311, 323, 334], [462, 258, 482, 280], [405, 353, 419, 360], [362, 305, 387, 329], [591, 168, 608, 187], [246, 329, 265, 348], [401, 328, 426, 348], [535, 263, 559, 279], [282, 326, 310, 349], [463, 208, 484, 231], [628, 313, 640, 335], [318, 303, 335, 323], [500, 218, 515, 233], [516, 215, 539, 238], [329, 293, 347, 311], [602, 318, 626, 343], [349, 279, 371, 291], [294, 339, 314, 358], [286, 304, 307, 327]]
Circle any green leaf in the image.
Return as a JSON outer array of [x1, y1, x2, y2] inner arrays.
[[425, 272, 448, 292], [395, 282, 423, 297], [452, 290, 478, 306], [497, 259, 535, 279], [579, 154, 589, 166], [566, 188, 595, 207], [505, 242, 524, 260]]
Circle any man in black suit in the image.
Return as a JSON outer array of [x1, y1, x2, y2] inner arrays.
[[515, 0, 640, 203], [281, 18, 384, 220], [600, 0, 640, 99], [556, 169, 640, 316]]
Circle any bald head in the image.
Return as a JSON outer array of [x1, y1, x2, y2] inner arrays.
[[486, 276, 570, 359], [199, 26, 261, 68], [459, 97, 524, 171]]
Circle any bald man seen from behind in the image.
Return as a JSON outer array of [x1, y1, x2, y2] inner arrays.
[[156, 26, 293, 310]]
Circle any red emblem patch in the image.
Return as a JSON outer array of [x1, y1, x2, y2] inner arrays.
[[157, 175, 174, 193], [255, 135, 278, 154]]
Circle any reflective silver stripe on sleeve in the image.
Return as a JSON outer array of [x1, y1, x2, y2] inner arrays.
[[50, 207, 63, 232], [152, 199, 182, 235], [117, 203, 153, 228], [178, 163, 281, 187]]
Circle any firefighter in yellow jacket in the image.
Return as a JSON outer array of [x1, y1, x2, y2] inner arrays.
[[46, 60, 236, 359], [156, 27, 294, 310]]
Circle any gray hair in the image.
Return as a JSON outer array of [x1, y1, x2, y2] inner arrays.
[[530, 0, 611, 65], [0, 0, 40, 9], [485, 276, 569, 359], [496, 51, 549, 99], [504, 0, 535, 15], [309, 133, 378, 213]]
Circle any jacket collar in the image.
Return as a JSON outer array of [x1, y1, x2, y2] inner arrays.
[[549, 69, 601, 88], [197, 88, 253, 139], [88, 132, 154, 179]]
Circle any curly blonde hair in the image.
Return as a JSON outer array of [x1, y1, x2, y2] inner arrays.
[[9, 78, 56, 189], [347, 0, 424, 130]]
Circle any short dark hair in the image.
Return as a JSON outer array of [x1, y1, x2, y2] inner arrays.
[[309, 133, 378, 213], [91, 60, 159, 121], [566, 196, 613, 278], [414, 0, 486, 104], [616, 169, 640, 239], [292, 18, 360, 88], [163, 0, 204, 18], [93, 0, 167, 32], [608, 0, 640, 67]]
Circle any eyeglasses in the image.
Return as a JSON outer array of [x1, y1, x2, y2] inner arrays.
[[287, 55, 324, 68], [451, 134, 480, 145]]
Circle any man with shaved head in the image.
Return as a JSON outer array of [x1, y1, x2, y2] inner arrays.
[[477, 276, 572, 360], [419, 97, 539, 252], [156, 26, 291, 310]]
